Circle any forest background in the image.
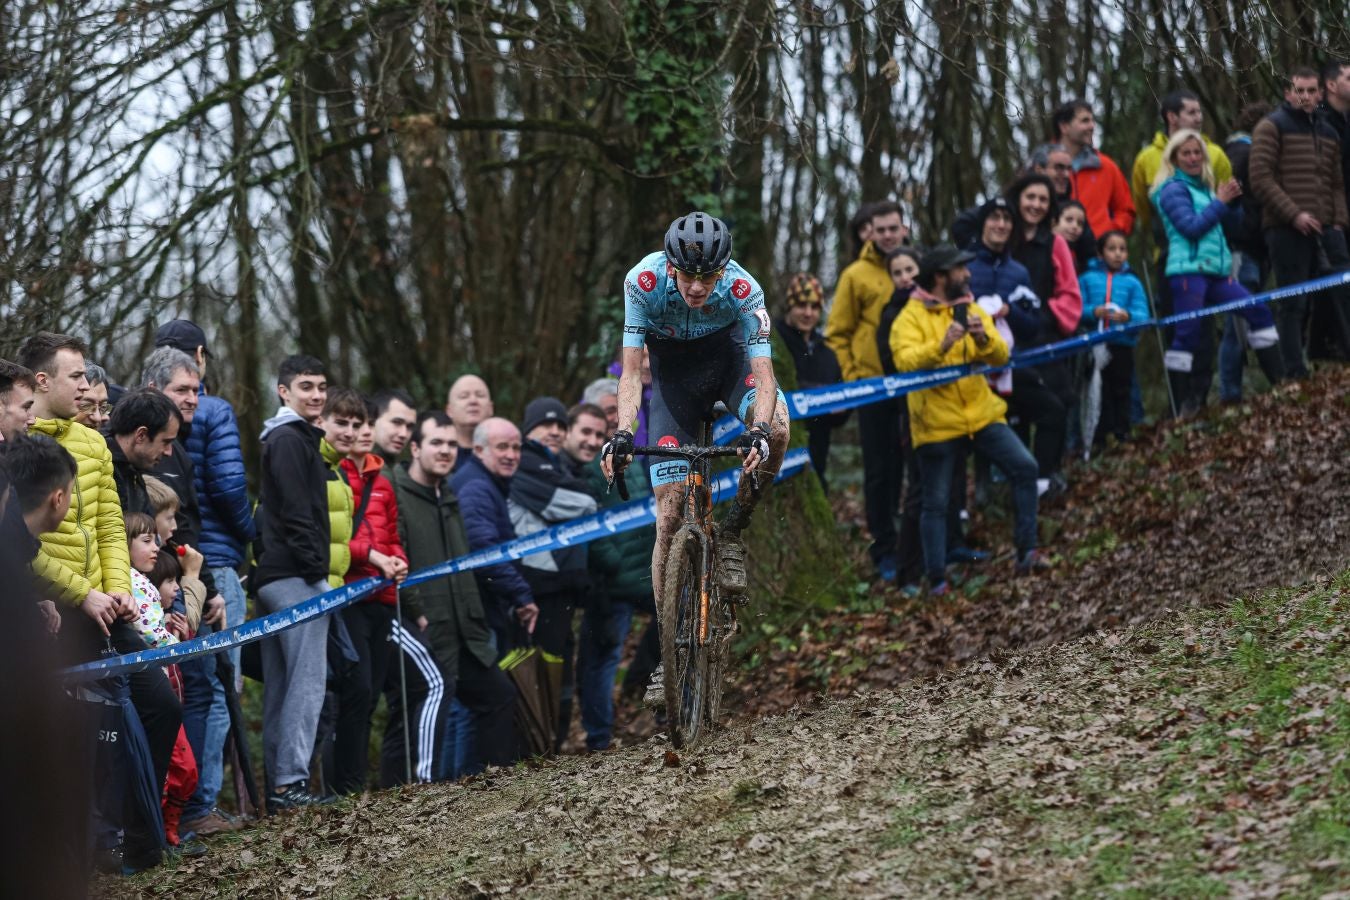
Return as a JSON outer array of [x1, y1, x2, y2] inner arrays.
[[3, 0, 1348, 460]]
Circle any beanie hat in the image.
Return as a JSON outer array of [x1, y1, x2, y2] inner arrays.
[[522, 397, 568, 436], [786, 272, 824, 307]]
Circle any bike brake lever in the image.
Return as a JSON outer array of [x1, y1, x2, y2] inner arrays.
[[612, 469, 630, 501]]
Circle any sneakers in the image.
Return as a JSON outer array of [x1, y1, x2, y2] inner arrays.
[[181, 807, 244, 837], [876, 553, 898, 583], [643, 665, 666, 713], [946, 546, 990, 565], [267, 783, 336, 814], [1015, 549, 1052, 575], [929, 581, 951, 597], [167, 837, 209, 859], [716, 532, 748, 596]]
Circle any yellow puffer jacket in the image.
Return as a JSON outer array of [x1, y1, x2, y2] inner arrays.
[[892, 297, 1011, 448], [28, 418, 132, 605], [321, 439, 354, 588], [824, 241, 895, 381]]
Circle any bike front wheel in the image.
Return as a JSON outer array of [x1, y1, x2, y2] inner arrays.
[[660, 526, 709, 749]]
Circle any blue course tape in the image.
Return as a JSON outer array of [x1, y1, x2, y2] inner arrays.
[[710, 269, 1350, 440], [62, 447, 813, 681]]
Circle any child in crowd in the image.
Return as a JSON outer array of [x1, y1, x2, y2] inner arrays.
[[1078, 231, 1150, 446], [145, 475, 208, 633], [126, 513, 177, 649], [125, 511, 202, 847], [1054, 200, 1091, 273]]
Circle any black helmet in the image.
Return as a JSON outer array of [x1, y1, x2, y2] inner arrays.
[[664, 212, 732, 275]]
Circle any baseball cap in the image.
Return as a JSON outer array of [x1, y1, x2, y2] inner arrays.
[[154, 319, 210, 357]]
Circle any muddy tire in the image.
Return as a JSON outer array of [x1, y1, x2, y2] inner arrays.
[[661, 526, 708, 748]]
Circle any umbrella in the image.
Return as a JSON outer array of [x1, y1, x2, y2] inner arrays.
[[217, 652, 261, 817], [1081, 319, 1113, 459], [499, 645, 563, 759], [81, 673, 166, 855]]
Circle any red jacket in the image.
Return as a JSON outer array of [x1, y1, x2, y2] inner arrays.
[[340, 454, 408, 606], [1071, 150, 1136, 237]]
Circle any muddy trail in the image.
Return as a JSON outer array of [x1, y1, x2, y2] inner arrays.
[[112, 369, 1350, 897]]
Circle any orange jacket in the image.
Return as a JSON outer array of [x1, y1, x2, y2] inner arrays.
[[1071, 150, 1136, 237]]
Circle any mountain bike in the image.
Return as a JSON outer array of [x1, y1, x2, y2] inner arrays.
[[613, 421, 746, 748]]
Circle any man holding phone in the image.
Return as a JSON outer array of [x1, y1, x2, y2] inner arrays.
[[890, 245, 1046, 593]]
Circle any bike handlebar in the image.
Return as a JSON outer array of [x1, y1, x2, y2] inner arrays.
[[609, 445, 744, 501]]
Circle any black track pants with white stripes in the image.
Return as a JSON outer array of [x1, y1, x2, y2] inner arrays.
[[380, 616, 451, 786]]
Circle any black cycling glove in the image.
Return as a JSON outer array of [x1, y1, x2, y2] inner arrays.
[[601, 429, 635, 470], [736, 424, 771, 463]]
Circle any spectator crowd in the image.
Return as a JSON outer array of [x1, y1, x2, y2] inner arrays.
[[0, 61, 1348, 880]]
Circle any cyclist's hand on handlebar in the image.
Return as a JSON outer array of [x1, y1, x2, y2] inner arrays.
[[600, 429, 635, 479], [736, 424, 772, 472]]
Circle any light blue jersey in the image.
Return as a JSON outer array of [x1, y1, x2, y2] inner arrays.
[[621, 251, 773, 358]]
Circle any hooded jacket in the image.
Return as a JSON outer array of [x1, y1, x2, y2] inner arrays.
[[389, 463, 497, 673], [28, 417, 132, 605], [1152, 171, 1242, 278], [824, 240, 896, 381], [1130, 131, 1233, 240], [185, 391, 255, 569], [1249, 101, 1349, 230], [1069, 147, 1136, 236], [108, 436, 152, 519], [340, 453, 405, 606], [508, 439, 597, 594], [891, 291, 1010, 448], [320, 438, 353, 589], [254, 406, 330, 589], [448, 453, 535, 614], [1078, 258, 1150, 346]]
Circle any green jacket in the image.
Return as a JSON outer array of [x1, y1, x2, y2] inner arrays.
[[389, 463, 496, 672], [583, 456, 656, 605]]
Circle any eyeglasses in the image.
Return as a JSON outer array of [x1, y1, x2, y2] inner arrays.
[[674, 268, 724, 285], [77, 399, 111, 416]]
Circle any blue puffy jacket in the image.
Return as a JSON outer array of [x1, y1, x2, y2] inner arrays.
[[449, 454, 535, 616], [966, 240, 1044, 350], [1078, 258, 1151, 346], [1151, 172, 1241, 278], [185, 391, 256, 568]]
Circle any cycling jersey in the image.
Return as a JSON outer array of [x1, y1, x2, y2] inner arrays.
[[622, 252, 773, 359]]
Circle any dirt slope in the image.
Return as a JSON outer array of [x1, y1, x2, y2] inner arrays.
[[111, 368, 1350, 898]]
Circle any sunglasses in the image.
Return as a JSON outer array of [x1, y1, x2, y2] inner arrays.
[[674, 267, 724, 285]]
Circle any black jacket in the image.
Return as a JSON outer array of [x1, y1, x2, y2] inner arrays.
[[1319, 101, 1350, 217], [107, 437, 152, 519], [255, 411, 330, 589], [508, 439, 597, 594], [1224, 134, 1266, 259]]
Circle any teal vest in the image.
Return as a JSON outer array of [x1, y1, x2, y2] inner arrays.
[[1154, 172, 1231, 278]]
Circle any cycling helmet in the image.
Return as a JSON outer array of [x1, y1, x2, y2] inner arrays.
[[664, 212, 732, 275]]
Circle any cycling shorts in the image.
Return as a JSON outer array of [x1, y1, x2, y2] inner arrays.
[[645, 324, 784, 487]]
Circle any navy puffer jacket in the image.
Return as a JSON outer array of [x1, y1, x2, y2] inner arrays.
[[186, 391, 256, 569]]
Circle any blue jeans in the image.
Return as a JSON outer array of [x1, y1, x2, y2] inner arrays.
[[1219, 253, 1263, 402], [915, 423, 1038, 583], [576, 600, 635, 751], [214, 567, 248, 691]]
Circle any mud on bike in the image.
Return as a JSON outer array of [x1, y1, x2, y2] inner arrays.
[[611, 420, 758, 748]]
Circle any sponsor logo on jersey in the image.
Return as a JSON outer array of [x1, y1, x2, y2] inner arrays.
[[654, 462, 689, 481], [744, 374, 756, 388], [657, 435, 680, 448], [754, 308, 771, 335], [637, 271, 657, 292], [731, 278, 752, 300]]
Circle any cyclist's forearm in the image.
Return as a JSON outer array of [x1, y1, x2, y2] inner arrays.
[[616, 347, 645, 434], [749, 358, 778, 428]]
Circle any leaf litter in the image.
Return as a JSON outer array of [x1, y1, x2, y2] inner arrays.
[[106, 368, 1350, 898]]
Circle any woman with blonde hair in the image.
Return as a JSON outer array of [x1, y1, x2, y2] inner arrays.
[[1150, 129, 1283, 414]]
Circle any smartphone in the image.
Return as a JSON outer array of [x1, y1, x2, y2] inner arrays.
[[952, 303, 968, 325]]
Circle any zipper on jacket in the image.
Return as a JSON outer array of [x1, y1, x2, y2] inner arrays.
[[74, 468, 93, 578]]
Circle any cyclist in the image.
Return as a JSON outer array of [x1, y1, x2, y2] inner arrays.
[[601, 212, 789, 600]]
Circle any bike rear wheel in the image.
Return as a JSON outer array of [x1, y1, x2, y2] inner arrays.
[[660, 526, 709, 749]]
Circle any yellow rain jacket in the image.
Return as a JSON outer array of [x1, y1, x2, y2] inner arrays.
[[824, 241, 895, 381]]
